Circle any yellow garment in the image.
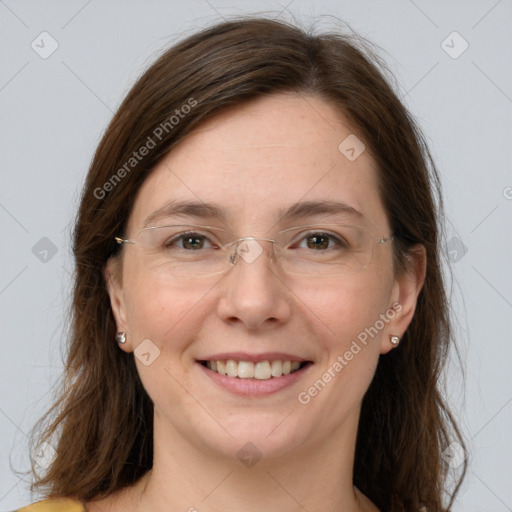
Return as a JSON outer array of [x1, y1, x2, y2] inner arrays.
[[15, 498, 85, 512]]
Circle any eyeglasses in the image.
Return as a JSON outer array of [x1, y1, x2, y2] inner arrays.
[[114, 224, 393, 279]]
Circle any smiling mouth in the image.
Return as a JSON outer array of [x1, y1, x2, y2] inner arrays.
[[199, 359, 311, 380]]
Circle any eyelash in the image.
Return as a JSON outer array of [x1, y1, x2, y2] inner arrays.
[[293, 232, 348, 250], [164, 232, 216, 250], [164, 230, 348, 250]]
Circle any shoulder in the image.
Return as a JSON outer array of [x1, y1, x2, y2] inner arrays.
[[12, 498, 85, 512]]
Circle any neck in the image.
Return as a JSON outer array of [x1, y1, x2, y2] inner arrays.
[[129, 407, 365, 512]]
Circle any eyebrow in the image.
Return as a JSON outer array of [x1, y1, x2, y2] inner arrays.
[[142, 199, 364, 229]]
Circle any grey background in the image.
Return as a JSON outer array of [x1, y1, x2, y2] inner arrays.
[[1, 0, 511, 510]]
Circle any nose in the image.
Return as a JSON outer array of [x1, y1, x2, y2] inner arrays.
[[216, 238, 292, 331]]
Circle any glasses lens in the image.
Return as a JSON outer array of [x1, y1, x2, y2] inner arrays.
[[136, 225, 231, 278], [130, 224, 376, 278], [274, 224, 373, 275]]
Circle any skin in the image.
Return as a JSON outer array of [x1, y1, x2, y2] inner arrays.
[[91, 92, 425, 512]]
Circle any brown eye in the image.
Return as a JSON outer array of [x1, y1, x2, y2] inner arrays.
[[296, 231, 347, 251], [164, 232, 211, 250], [305, 234, 330, 250], [181, 235, 205, 250]]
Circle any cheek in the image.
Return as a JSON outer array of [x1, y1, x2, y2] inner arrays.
[[122, 272, 212, 409], [122, 266, 209, 351], [294, 270, 393, 345], [295, 278, 391, 425]]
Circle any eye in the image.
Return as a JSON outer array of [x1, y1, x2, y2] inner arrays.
[[164, 231, 216, 250], [295, 231, 348, 251]]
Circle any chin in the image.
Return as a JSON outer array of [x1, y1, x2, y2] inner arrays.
[[191, 411, 314, 464]]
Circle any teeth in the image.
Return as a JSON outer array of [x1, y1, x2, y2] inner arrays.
[[204, 359, 305, 380], [226, 360, 238, 377], [217, 360, 227, 376], [238, 360, 255, 379], [254, 361, 271, 380], [271, 360, 282, 377]]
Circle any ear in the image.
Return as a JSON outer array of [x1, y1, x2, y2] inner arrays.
[[104, 257, 131, 351], [380, 244, 427, 354]]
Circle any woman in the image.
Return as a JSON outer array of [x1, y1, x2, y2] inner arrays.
[[18, 16, 466, 512]]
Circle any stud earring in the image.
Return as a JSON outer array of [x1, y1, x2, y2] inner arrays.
[[116, 332, 126, 344], [390, 335, 400, 347]]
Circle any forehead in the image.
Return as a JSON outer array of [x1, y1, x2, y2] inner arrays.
[[128, 93, 388, 233]]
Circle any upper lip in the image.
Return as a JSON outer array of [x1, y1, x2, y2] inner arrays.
[[198, 352, 311, 363]]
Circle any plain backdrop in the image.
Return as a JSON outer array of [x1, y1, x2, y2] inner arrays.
[[1, 1, 511, 510]]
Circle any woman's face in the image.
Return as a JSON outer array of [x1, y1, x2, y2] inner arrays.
[[106, 92, 421, 463]]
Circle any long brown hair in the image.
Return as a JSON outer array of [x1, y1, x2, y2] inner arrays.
[[28, 16, 467, 510]]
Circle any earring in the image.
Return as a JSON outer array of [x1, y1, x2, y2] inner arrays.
[[116, 332, 126, 344], [390, 335, 400, 347]]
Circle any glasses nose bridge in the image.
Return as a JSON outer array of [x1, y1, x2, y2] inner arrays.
[[227, 236, 278, 266]]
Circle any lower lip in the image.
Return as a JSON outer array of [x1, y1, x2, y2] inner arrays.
[[198, 362, 312, 396]]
